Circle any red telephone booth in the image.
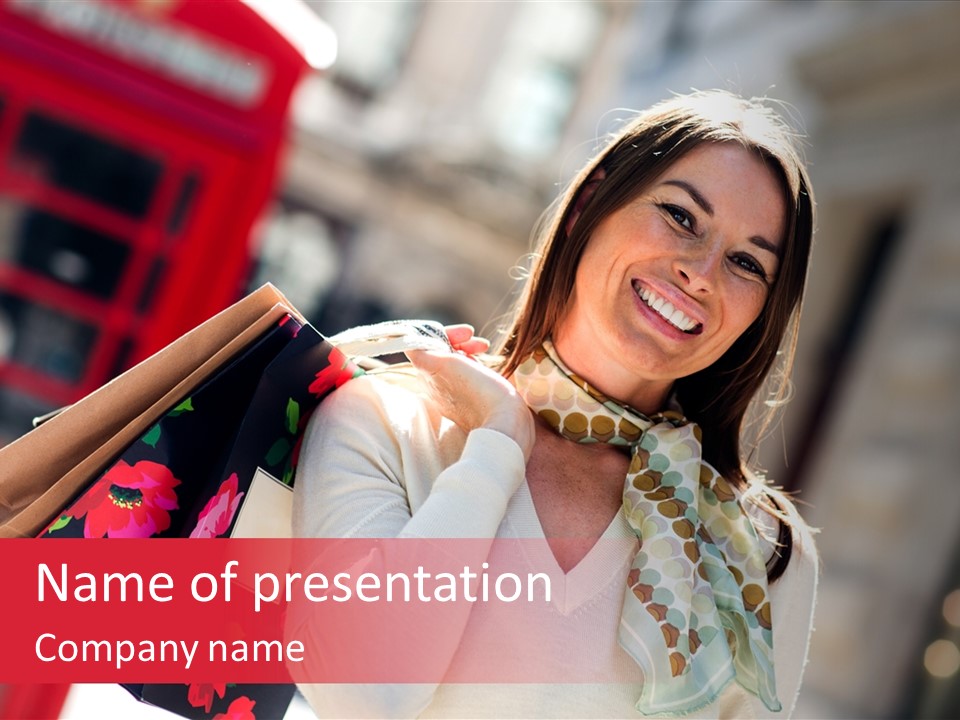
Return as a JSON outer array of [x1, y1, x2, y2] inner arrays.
[[0, 1, 334, 716], [0, 0, 335, 446]]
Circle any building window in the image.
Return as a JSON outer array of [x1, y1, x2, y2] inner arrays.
[[784, 212, 904, 492], [314, 1, 422, 100], [482, 1, 603, 158]]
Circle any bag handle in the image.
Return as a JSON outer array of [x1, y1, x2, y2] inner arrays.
[[329, 320, 453, 359], [31, 320, 453, 428]]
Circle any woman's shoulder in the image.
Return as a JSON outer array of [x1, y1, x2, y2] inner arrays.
[[331, 362, 427, 398], [316, 364, 434, 422], [309, 364, 462, 459]]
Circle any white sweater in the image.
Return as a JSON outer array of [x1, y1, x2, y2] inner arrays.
[[292, 368, 818, 719]]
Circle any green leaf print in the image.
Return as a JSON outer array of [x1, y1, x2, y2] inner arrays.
[[265, 438, 292, 466], [286, 399, 300, 435], [169, 398, 194, 416], [142, 424, 161, 447], [48, 515, 71, 532]]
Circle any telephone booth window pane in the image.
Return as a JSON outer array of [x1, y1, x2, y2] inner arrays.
[[2, 203, 130, 299], [12, 111, 163, 219], [136, 258, 166, 313], [166, 171, 201, 237], [0, 292, 97, 383]]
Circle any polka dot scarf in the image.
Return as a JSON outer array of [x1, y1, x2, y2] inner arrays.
[[512, 340, 781, 715]]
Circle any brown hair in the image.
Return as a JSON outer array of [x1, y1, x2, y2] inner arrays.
[[495, 91, 815, 580]]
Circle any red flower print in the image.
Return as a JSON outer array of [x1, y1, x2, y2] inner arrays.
[[308, 349, 356, 396], [190, 474, 245, 538], [187, 682, 226, 713], [70, 460, 180, 538], [212, 696, 256, 720]]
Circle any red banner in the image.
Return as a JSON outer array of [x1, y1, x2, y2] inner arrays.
[[1, 537, 636, 685]]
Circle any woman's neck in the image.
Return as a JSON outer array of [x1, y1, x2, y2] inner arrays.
[[548, 335, 673, 415]]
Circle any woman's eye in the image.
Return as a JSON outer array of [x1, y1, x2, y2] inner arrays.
[[662, 204, 693, 231], [730, 253, 767, 279]]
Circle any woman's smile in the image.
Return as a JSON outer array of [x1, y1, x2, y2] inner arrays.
[[631, 280, 703, 335]]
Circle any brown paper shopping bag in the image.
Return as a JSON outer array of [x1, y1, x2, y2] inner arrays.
[[0, 283, 303, 538]]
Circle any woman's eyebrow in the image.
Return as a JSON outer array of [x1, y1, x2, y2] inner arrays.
[[664, 178, 781, 256], [750, 235, 780, 257], [662, 179, 713, 216]]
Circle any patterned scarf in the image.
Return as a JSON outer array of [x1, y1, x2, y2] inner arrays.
[[512, 340, 781, 716]]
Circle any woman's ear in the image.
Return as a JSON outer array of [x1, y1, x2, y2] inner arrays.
[[564, 167, 607, 237]]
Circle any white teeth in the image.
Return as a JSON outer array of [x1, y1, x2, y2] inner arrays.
[[634, 283, 699, 332]]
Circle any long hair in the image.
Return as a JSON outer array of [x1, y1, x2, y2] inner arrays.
[[495, 91, 815, 580]]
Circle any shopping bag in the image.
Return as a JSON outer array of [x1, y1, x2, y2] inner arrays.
[[29, 306, 356, 719], [0, 284, 341, 720], [0, 283, 301, 539], [120, 683, 295, 720]]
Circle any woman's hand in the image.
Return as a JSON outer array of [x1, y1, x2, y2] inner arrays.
[[406, 348, 535, 461]]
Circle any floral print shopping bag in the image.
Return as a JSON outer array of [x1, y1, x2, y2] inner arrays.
[[39, 313, 359, 720]]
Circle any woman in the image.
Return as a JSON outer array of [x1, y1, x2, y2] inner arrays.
[[292, 90, 818, 719]]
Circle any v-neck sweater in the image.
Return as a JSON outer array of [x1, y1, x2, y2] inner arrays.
[[292, 368, 818, 719]]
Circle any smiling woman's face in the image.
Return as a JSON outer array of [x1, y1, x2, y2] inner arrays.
[[553, 142, 787, 412]]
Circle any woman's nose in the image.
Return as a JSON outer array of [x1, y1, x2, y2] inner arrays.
[[673, 246, 723, 293]]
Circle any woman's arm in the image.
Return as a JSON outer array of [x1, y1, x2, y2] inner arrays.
[[291, 363, 532, 718]]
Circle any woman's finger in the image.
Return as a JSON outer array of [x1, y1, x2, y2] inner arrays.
[[443, 324, 475, 344], [455, 337, 490, 356], [443, 324, 490, 356]]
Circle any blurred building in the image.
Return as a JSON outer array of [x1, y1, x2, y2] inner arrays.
[[260, 1, 960, 718], [252, 0, 635, 335]]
